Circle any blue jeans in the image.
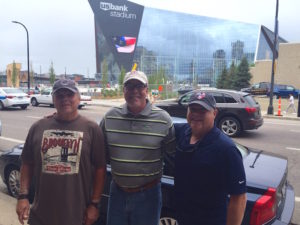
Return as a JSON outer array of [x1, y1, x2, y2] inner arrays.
[[106, 181, 162, 225]]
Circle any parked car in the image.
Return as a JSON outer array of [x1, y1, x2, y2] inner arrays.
[[0, 118, 295, 225], [177, 86, 194, 95], [268, 84, 300, 99], [241, 82, 271, 95], [0, 87, 30, 110], [155, 89, 264, 137], [30, 88, 91, 109]]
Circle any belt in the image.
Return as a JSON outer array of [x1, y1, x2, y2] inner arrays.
[[117, 179, 160, 193]]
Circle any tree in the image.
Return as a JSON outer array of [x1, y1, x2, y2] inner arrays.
[[216, 68, 228, 89], [232, 57, 252, 90], [118, 66, 126, 88], [49, 61, 56, 85], [224, 61, 237, 89], [11, 61, 17, 87], [101, 59, 108, 89]]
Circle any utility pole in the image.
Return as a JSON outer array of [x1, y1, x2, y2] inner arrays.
[[267, 0, 279, 115], [12, 21, 30, 92]]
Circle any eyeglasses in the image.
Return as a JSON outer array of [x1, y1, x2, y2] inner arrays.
[[124, 83, 146, 91]]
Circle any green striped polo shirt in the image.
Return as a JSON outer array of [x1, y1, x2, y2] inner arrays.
[[100, 101, 175, 188]]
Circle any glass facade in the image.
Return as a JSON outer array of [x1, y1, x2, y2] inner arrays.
[[89, 0, 287, 86]]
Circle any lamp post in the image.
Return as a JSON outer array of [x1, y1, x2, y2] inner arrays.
[[12, 21, 30, 93], [267, 0, 279, 115]]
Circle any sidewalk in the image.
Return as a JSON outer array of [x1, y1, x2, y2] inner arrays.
[[91, 98, 300, 121], [91, 98, 125, 107], [262, 111, 300, 121]]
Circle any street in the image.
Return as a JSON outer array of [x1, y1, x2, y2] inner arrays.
[[0, 105, 300, 224]]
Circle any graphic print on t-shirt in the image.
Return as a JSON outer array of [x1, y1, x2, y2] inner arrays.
[[41, 129, 83, 175]]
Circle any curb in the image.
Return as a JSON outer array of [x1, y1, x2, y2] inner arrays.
[[262, 114, 300, 121]]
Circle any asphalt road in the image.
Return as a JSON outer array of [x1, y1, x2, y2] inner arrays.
[[0, 105, 300, 224]]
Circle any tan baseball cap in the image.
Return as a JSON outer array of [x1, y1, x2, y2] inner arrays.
[[123, 70, 148, 85]]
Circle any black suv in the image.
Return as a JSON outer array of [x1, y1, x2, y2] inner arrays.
[[155, 89, 263, 137], [241, 82, 271, 95]]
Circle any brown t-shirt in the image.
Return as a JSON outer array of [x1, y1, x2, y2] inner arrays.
[[21, 114, 105, 225]]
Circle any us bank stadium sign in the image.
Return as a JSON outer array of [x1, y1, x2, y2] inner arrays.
[[100, 1, 137, 20]]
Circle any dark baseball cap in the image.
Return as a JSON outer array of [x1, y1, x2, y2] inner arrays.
[[52, 79, 79, 95], [188, 91, 216, 111]]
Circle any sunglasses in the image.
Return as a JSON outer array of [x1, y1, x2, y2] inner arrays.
[[189, 106, 209, 113], [125, 83, 147, 91], [54, 90, 76, 98]]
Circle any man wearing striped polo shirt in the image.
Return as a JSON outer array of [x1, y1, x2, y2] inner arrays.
[[100, 70, 175, 225]]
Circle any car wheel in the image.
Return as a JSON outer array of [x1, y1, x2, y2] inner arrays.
[[78, 105, 83, 109], [6, 166, 20, 198], [160, 217, 179, 225], [0, 101, 4, 110], [20, 105, 27, 110], [218, 117, 241, 137], [31, 98, 39, 106]]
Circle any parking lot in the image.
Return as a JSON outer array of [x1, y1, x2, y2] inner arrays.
[[0, 100, 300, 224]]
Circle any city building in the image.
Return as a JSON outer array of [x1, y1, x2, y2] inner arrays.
[[89, 0, 287, 86]]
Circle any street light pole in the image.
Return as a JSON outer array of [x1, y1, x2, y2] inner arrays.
[[12, 21, 30, 93], [267, 0, 279, 115]]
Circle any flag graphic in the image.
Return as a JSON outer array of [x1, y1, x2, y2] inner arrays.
[[112, 36, 136, 53]]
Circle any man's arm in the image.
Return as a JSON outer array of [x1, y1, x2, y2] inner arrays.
[[226, 193, 247, 225], [84, 166, 106, 225], [165, 125, 176, 153], [16, 163, 34, 225], [99, 118, 110, 164]]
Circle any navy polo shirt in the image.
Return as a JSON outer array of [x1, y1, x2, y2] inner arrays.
[[174, 123, 246, 225]]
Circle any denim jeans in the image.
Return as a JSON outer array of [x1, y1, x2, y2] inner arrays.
[[106, 181, 162, 225]]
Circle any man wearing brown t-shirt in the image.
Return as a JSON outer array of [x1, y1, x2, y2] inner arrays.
[[16, 79, 106, 225]]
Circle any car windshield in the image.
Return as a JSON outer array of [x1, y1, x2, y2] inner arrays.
[[2, 88, 25, 94]]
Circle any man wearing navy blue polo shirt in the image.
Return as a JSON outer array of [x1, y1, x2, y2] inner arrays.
[[174, 91, 247, 225]]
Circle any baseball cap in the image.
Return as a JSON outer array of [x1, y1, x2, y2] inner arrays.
[[123, 70, 148, 85], [188, 91, 216, 111], [52, 79, 79, 95]]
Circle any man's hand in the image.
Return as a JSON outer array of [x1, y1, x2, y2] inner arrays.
[[16, 199, 30, 225], [83, 205, 99, 225]]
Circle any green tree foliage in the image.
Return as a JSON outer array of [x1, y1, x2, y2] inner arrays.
[[232, 57, 252, 90], [11, 61, 17, 87], [148, 67, 167, 85], [215, 58, 252, 90], [224, 61, 237, 89], [49, 61, 56, 85], [118, 66, 126, 86], [118, 66, 126, 95], [216, 68, 228, 89], [101, 59, 108, 89], [148, 67, 171, 99]]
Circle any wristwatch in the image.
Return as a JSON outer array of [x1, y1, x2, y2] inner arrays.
[[18, 194, 29, 200]]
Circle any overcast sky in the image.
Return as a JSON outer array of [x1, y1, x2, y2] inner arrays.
[[0, 0, 299, 77]]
